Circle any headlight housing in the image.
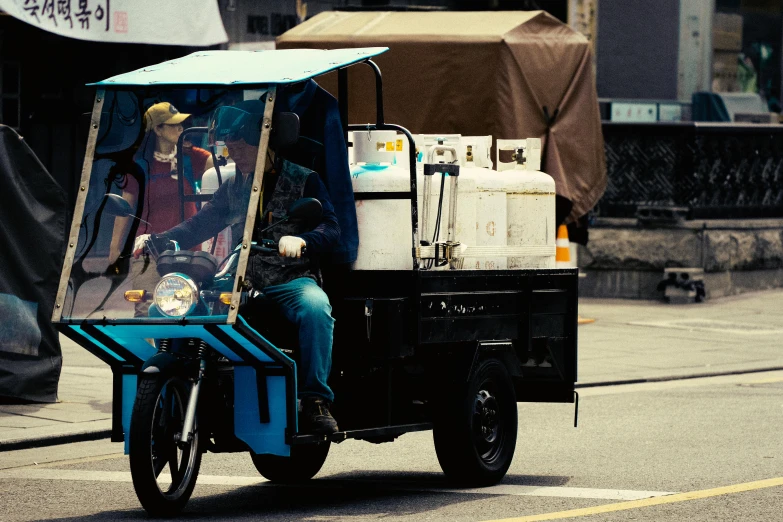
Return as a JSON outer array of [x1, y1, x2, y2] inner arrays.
[[153, 273, 198, 317]]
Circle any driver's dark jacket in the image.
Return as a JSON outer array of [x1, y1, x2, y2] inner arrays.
[[158, 159, 340, 289]]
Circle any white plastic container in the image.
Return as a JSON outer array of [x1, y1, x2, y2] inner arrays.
[[351, 132, 556, 271], [351, 130, 416, 270], [480, 168, 556, 270], [455, 136, 506, 269]]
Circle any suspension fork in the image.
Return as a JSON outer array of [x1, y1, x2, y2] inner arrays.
[[179, 340, 208, 446]]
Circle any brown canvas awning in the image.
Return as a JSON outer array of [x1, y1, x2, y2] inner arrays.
[[277, 10, 606, 222]]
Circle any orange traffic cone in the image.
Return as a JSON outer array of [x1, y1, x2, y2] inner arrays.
[[556, 224, 571, 268]]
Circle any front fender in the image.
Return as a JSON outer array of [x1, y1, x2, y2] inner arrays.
[[140, 351, 187, 377]]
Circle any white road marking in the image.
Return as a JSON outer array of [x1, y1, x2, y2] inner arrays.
[[628, 319, 783, 335], [0, 468, 675, 500]]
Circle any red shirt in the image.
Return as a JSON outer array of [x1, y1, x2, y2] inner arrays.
[[131, 147, 211, 235]]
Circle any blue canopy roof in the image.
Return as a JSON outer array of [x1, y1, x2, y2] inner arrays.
[[90, 47, 388, 87]]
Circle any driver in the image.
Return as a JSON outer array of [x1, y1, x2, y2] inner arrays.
[[133, 100, 341, 435]]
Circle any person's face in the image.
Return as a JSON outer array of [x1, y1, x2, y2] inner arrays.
[[226, 137, 259, 174], [155, 122, 183, 146]]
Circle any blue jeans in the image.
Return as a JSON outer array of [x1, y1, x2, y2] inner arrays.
[[263, 277, 335, 402]]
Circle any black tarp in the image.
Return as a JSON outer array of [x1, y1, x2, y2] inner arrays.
[[0, 125, 67, 403]]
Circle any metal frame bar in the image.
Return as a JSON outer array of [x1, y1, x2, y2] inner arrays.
[[348, 124, 419, 269], [366, 60, 385, 126], [177, 126, 209, 221], [338, 59, 419, 270], [52, 90, 105, 322], [354, 192, 413, 200], [291, 423, 433, 445], [111, 371, 124, 441], [338, 68, 349, 145], [227, 86, 277, 324]]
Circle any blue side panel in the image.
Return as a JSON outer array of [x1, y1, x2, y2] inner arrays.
[[69, 326, 125, 362], [122, 373, 137, 455], [234, 367, 290, 456]]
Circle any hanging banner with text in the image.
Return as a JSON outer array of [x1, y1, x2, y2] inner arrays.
[[0, 0, 228, 46]]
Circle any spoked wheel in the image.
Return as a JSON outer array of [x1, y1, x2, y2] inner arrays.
[[129, 375, 202, 516], [433, 357, 518, 486], [251, 442, 330, 483]]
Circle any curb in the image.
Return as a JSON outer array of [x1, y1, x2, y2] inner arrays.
[[3, 368, 782, 452], [0, 429, 112, 453], [576, 366, 783, 389]]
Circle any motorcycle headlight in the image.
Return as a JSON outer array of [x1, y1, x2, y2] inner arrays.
[[154, 273, 198, 317]]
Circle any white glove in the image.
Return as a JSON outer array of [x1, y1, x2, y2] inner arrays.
[[133, 234, 151, 258], [278, 236, 306, 258]]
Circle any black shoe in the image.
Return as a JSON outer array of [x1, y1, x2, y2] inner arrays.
[[299, 397, 339, 435]]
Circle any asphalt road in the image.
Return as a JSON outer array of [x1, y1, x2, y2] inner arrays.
[[1, 370, 782, 521]]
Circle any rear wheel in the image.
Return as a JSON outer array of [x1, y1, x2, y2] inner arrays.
[[251, 442, 330, 483], [433, 357, 517, 486], [129, 375, 202, 516]]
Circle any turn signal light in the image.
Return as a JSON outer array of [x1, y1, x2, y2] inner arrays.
[[124, 290, 146, 302], [219, 293, 233, 305]]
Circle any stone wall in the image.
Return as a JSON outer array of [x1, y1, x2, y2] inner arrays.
[[579, 218, 783, 299]]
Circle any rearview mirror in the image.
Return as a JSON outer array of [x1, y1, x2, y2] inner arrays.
[[287, 197, 322, 222], [103, 193, 133, 217], [270, 112, 300, 149]]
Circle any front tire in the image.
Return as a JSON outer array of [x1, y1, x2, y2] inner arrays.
[[129, 375, 202, 516], [433, 357, 518, 486], [251, 442, 330, 483]]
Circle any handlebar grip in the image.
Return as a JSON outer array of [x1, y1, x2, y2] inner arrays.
[[250, 244, 278, 255], [250, 242, 308, 257]]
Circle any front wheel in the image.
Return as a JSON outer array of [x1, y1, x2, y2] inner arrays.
[[129, 375, 202, 516], [433, 357, 518, 486], [251, 442, 330, 483]]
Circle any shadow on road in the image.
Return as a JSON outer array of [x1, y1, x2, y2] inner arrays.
[[45, 471, 573, 520]]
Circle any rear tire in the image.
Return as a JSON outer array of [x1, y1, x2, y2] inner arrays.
[[129, 375, 202, 516], [433, 357, 517, 486], [251, 442, 330, 483]]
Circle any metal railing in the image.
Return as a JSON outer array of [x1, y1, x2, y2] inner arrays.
[[598, 122, 783, 219]]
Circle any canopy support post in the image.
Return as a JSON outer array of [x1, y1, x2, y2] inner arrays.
[[338, 67, 349, 144], [365, 60, 384, 126]]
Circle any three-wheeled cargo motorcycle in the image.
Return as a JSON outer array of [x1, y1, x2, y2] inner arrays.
[[53, 47, 578, 516]]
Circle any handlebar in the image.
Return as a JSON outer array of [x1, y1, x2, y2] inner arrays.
[[250, 244, 279, 255], [250, 240, 307, 257]]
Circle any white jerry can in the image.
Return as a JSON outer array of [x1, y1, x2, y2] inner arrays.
[[351, 163, 415, 270], [351, 130, 415, 270], [438, 136, 555, 270], [457, 136, 507, 270], [350, 132, 556, 271], [492, 139, 555, 269], [492, 169, 556, 269]]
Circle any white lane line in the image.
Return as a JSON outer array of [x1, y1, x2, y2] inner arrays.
[[627, 319, 783, 335], [0, 469, 268, 486], [0, 469, 675, 500]]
